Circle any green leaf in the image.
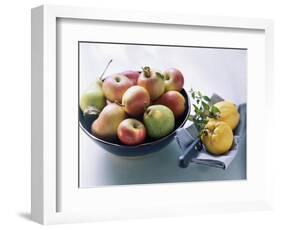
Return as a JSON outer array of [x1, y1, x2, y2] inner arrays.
[[188, 88, 218, 134], [187, 118, 193, 122], [203, 120, 208, 126], [191, 91, 195, 99], [202, 101, 210, 110], [203, 95, 210, 102], [188, 114, 194, 120], [193, 104, 199, 111], [211, 105, 220, 114], [155, 72, 164, 80]]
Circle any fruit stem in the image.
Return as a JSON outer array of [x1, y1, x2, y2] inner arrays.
[[144, 102, 148, 111], [142, 66, 151, 78], [99, 59, 113, 81], [114, 100, 124, 107]]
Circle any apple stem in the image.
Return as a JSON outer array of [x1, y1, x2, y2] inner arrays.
[[144, 102, 149, 112], [114, 100, 124, 107], [142, 66, 151, 78], [99, 59, 113, 81]]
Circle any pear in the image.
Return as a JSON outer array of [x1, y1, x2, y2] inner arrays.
[[79, 80, 106, 115], [91, 103, 126, 141], [143, 105, 175, 139], [80, 59, 113, 115]]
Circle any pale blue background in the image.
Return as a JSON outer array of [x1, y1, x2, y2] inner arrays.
[[79, 43, 247, 187]]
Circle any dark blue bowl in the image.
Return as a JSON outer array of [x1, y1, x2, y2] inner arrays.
[[79, 89, 190, 157]]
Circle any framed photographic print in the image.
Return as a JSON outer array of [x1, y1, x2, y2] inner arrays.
[[31, 5, 274, 225]]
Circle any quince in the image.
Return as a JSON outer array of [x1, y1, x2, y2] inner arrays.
[[201, 121, 233, 155], [213, 101, 240, 130]]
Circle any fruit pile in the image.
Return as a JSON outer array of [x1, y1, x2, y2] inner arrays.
[[201, 101, 240, 155], [80, 65, 186, 145], [189, 90, 240, 155]]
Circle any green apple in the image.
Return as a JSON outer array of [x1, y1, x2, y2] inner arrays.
[[143, 105, 175, 139]]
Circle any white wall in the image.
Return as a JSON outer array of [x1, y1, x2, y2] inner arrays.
[[0, 0, 280, 229]]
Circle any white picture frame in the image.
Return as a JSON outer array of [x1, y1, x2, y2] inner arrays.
[[31, 5, 274, 225]]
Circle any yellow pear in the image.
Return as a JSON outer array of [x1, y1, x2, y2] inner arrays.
[[91, 103, 126, 141], [201, 121, 233, 155], [80, 80, 106, 115], [213, 101, 240, 130]]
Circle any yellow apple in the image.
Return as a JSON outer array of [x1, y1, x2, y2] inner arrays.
[[201, 121, 233, 155], [213, 101, 240, 130]]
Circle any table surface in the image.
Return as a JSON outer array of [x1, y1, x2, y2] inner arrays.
[[79, 43, 247, 187]]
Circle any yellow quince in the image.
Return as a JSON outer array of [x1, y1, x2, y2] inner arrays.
[[201, 121, 233, 155], [212, 101, 240, 130]]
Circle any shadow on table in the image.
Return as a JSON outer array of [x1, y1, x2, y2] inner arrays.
[[80, 136, 246, 187], [18, 212, 32, 221]]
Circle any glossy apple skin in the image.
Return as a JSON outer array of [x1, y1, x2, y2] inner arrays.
[[138, 68, 165, 100], [163, 68, 184, 92], [143, 105, 175, 139], [117, 119, 146, 145], [122, 86, 150, 117], [102, 74, 133, 103], [119, 70, 139, 85], [154, 91, 186, 118]]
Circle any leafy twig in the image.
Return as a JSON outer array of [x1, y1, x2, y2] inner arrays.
[[189, 88, 220, 137]]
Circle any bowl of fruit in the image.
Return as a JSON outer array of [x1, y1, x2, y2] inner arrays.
[[79, 63, 190, 157]]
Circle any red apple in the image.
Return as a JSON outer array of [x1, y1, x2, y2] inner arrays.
[[163, 68, 184, 92], [137, 66, 165, 100], [119, 70, 139, 85], [117, 118, 146, 145], [154, 91, 186, 118], [122, 86, 150, 117], [102, 74, 133, 103]]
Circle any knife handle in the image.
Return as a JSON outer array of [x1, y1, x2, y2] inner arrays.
[[178, 139, 203, 168]]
